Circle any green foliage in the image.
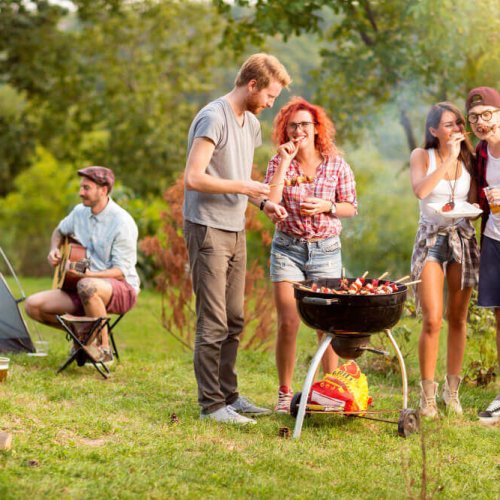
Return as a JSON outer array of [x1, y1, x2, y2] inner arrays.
[[0, 85, 36, 196], [0, 0, 69, 97], [464, 290, 498, 386], [0, 148, 78, 275], [215, 0, 500, 149], [341, 142, 416, 277], [111, 185, 164, 238], [0, 1, 233, 195]]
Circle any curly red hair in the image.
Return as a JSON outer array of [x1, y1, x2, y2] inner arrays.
[[272, 97, 337, 156]]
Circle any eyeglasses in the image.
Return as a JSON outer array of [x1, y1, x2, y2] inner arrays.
[[467, 109, 500, 124], [287, 121, 315, 132]]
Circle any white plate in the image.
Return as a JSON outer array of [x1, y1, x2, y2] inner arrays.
[[428, 201, 483, 218]]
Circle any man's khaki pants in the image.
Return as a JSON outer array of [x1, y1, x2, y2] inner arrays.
[[184, 221, 246, 414]]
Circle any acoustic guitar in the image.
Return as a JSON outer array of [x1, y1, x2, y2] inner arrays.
[[52, 237, 90, 291]]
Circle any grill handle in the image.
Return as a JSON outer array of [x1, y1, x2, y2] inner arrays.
[[302, 297, 340, 305], [357, 346, 390, 356]]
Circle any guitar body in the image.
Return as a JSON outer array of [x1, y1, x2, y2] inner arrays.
[[52, 237, 89, 291]]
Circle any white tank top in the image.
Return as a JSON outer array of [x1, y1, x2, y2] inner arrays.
[[419, 149, 471, 227]]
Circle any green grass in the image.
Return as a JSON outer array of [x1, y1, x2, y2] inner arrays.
[[0, 278, 498, 499]]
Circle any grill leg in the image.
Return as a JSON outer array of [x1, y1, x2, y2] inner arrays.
[[385, 329, 408, 409], [293, 333, 334, 439]]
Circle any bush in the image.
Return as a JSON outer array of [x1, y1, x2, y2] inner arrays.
[[464, 290, 497, 387], [141, 173, 276, 351], [0, 148, 77, 276]]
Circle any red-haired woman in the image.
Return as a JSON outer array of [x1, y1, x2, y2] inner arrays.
[[264, 97, 357, 413]]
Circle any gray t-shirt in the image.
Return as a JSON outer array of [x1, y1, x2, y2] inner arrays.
[[183, 97, 262, 232]]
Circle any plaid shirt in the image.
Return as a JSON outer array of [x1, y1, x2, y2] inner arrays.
[[474, 140, 490, 237], [265, 153, 357, 240], [410, 219, 479, 291]]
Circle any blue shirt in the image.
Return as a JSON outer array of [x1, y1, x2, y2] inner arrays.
[[58, 198, 140, 293]]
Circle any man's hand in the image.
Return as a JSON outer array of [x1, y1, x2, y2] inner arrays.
[[242, 180, 271, 199], [486, 187, 500, 206], [263, 201, 288, 223], [47, 248, 61, 267]]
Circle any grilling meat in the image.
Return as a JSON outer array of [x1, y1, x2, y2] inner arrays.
[[311, 278, 399, 296]]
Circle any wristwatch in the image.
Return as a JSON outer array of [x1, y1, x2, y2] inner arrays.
[[330, 201, 337, 214], [260, 199, 269, 211]]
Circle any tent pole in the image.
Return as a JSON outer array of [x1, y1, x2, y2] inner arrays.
[[0, 247, 26, 301], [0, 246, 42, 341]]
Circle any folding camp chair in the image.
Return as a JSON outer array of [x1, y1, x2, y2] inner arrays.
[[56, 314, 111, 379], [108, 313, 125, 361]]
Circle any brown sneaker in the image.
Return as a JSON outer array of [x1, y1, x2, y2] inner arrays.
[[83, 345, 114, 366], [99, 347, 114, 365], [419, 380, 438, 418]]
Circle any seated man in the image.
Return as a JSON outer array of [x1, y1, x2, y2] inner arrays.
[[25, 166, 140, 363]]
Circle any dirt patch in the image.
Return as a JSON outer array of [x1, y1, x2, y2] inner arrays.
[[54, 429, 110, 447]]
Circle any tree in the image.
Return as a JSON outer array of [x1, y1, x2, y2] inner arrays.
[[0, 1, 234, 195], [215, 0, 500, 151], [0, 1, 69, 97], [0, 85, 35, 196], [0, 148, 77, 275]]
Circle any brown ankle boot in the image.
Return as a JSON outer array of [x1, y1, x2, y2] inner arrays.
[[420, 380, 438, 418], [442, 375, 463, 414]]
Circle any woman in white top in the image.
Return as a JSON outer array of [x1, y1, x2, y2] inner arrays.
[[410, 102, 479, 418]]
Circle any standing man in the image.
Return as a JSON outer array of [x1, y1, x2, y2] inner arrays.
[[467, 86, 500, 425], [184, 53, 291, 424], [25, 166, 140, 363]]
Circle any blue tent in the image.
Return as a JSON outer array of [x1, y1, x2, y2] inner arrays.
[[0, 248, 35, 353]]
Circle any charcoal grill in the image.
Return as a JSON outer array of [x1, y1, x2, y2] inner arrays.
[[291, 278, 419, 438]]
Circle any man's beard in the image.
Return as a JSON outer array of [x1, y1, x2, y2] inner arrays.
[[246, 95, 263, 115]]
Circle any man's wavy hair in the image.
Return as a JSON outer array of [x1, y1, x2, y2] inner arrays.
[[234, 53, 291, 90], [272, 97, 338, 157]]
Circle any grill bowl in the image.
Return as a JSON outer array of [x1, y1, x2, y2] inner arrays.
[[294, 278, 407, 334]]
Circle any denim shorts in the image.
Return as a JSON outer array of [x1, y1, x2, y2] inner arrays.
[[426, 233, 455, 265], [270, 231, 342, 282], [478, 235, 500, 307]]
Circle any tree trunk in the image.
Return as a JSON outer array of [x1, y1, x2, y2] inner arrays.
[[399, 108, 417, 153]]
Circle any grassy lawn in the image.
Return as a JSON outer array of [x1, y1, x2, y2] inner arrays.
[[0, 278, 498, 499]]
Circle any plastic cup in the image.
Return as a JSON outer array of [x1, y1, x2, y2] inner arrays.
[[0, 357, 10, 382], [299, 182, 316, 215], [28, 340, 49, 357], [484, 186, 500, 214], [35, 340, 49, 356]]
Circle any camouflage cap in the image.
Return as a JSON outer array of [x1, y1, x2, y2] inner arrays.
[[77, 166, 115, 191], [466, 87, 500, 112]]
